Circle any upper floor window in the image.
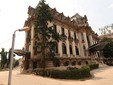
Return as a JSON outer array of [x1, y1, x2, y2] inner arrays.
[[69, 45, 72, 54], [74, 32, 76, 40], [62, 43, 67, 54], [53, 24, 57, 33], [83, 45, 86, 56], [68, 30, 71, 37], [87, 35, 90, 46], [81, 32, 84, 42], [75, 46, 79, 55], [61, 27, 65, 35]]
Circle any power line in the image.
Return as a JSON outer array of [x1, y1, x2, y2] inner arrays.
[[0, 32, 25, 45], [0, 38, 11, 45]]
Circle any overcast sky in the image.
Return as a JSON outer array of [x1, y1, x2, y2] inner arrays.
[[0, 0, 113, 52]]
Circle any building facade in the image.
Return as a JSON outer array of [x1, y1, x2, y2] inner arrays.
[[23, 6, 99, 68]]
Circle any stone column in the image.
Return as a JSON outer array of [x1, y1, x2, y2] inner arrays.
[[89, 35, 93, 46], [77, 32, 84, 57], [72, 41, 76, 56], [83, 32, 89, 57], [30, 24, 35, 59], [57, 25, 62, 57], [66, 29, 70, 57], [83, 32, 88, 49], [24, 31, 28, 51], [66, 39, 70, 57], [71, 31, 76, 56], [58, 41, 62, 56]]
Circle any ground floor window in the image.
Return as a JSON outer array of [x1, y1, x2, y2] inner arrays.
[[75, 46, 79, 55], [62, 43, 67, 54]]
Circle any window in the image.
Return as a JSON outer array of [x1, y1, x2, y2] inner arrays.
[[61, 27, 65, 35], [69, 45, 72, 54], [62, 43, 66, 54], [53, 24, 57, 33], [83, 45, 86, 56], [74, 32, 76, 40], [68, 30, 71, 37], [81, 32, 84, 42], [75, 46, 79, 55], [87, 35, 90, 46]]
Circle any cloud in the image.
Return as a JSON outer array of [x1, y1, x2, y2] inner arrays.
[[108, 3, 113, 9]]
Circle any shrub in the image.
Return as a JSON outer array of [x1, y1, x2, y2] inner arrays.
[[89, 64, 99, 70], [33, 65, 91, 79], [80, 66, 90, 78], [13, 59, 19, 67], [53, 57, 60, 67]]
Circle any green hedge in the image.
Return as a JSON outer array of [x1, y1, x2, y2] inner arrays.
[[33, 66, 91, 79], [88, 64, 99, 70]]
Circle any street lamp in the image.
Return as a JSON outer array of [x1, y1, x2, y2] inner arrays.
[[8, 26, 29, 85]]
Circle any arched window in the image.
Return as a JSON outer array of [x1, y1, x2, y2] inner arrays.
[[68, 30, 71, 37], [62, 43, 66, 54], [81, 32, 84, 42], [74, 32, 76, 40], [53, 24, 57, 33], [61, 27, 65, 35], [83, 45, 86, 56], [75, 46, 79, 55], [69, 44, 72, 54]]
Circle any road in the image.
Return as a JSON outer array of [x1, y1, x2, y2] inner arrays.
[[0, 65, 113, 85]]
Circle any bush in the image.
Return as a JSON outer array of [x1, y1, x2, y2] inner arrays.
[[80, 66, 90, 78], [33, 65, 91, 79], [33, 68, 51, 77], [13, 59, 19, 67], [53, 57, 60, 67], [88, 64, 99, 70]]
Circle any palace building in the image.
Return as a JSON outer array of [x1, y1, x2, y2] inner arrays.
[[22, 5, 99, 69]]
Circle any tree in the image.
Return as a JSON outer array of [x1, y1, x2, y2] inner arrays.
[[100, 37, 113, 43], [100, 37, 113, 65], [0, 48, 7, 69], [34, 0, 60, 68], [7, 48, 11, 68], [102, 42, 113, 59], [7, 48, 16, 68]]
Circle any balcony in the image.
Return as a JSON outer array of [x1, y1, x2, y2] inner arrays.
[[68, 36, 73, 42], [74, 39, 79, 43], [61, 34, 67, 41]]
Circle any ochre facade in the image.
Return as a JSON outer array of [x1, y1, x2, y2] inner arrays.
[[23, 6, 100, 68]]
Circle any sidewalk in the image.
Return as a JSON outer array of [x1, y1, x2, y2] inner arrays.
[[0, 65, 113, 85]]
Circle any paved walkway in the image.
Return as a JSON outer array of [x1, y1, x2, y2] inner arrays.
[[0, 65, 113, 85]]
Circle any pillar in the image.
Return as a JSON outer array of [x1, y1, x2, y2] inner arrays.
[[77, 32, 84, 57], [89, 35, 93, 46], [58, 41, 62, 56], [30, 24, 35, 59]]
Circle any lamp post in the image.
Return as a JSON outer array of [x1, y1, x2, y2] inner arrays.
[[8, 27, 29, 85]]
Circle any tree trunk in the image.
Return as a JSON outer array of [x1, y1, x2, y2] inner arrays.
[[41, 35, 46, 68]]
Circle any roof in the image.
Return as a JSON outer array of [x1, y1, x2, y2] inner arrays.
[[14, 49, 26, 56], [88, 42, 109, 52]]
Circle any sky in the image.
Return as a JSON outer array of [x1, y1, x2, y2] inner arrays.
[[0, 0, 113, 53]]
